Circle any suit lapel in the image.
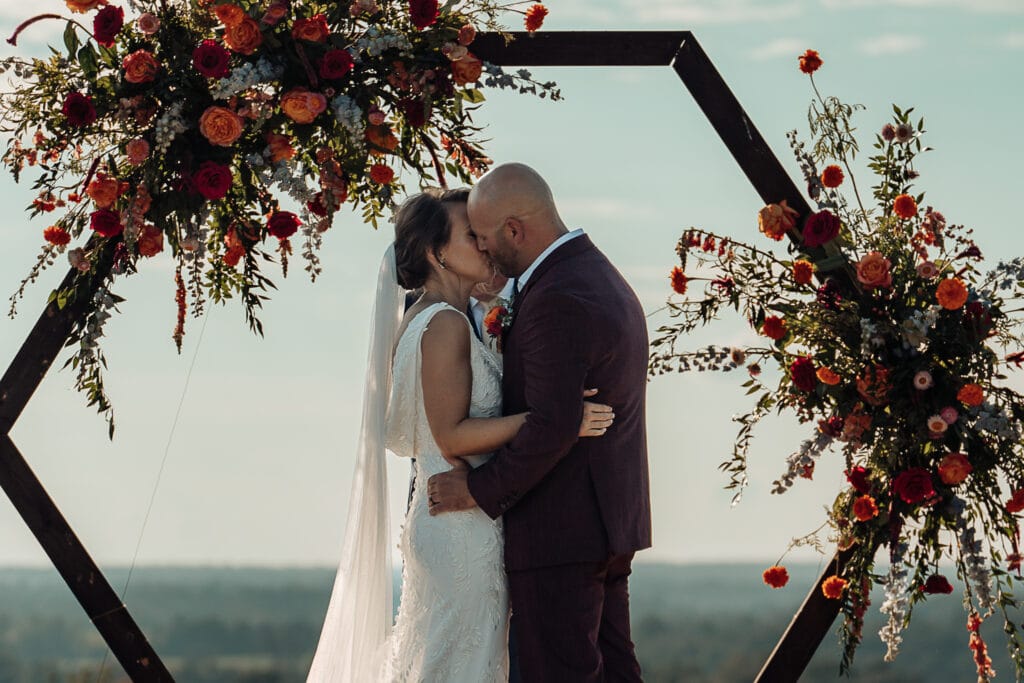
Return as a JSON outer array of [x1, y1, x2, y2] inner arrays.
[[507, 235, 594, 333]]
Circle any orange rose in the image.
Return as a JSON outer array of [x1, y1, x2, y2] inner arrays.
[[291, 14, 329, 42], [936, 277, 968, 310], [821, 575, 847, 599], [365, 124, 399, 153], [816, 367, 841, 386], [792, 259, 814, 285], [223, 16, 263, 55], [136, 224, 164, 257], [223, 227, 245, 267], [213, 4, 246, 26], [65, 0, 107, 13], [280, 88, 328, 124], [893, 193, 918, 220], [199, 106, 245, 146], [266, 132, 295, 162], [852, 495, 878, 522], [856, 365, 890, 406], [856, 251, 892, 289], [842, 411, 871, 443], [757, 200, 799, 241], [957, 383, 984, 407], [451, 51, 483, 85], [123, 49, 160, 84], [86, 173, 124, 209], [938, 453, 972, 485]]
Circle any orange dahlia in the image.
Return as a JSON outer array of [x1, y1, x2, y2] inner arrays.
[[936, 277, 968, 310], [670, 266, 687, 295], [893, 193, 918, 220], [822, 575, 848, 599], [763, 565, 789, 589], [792, 259, 814, 285], [43, 225, 71, 246], [852, 495, 878, 522], [957, 383, 984, 407], [798, 49, 822, 74], [820, 165, 844, 188], [524, 4, 548, 32]]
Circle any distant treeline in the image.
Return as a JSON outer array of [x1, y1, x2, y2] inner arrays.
[[0, 564, 1009, 682]]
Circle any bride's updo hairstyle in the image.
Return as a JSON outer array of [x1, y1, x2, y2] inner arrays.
[[393, 187, 470, 290]]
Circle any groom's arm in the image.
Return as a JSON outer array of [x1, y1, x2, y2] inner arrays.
[[467, 292, 590, 519]]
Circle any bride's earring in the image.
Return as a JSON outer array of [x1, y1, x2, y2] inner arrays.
[[438, 255, 448, 270]]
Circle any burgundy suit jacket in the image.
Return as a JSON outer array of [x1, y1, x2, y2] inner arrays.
[[467, 234, 652, 571]]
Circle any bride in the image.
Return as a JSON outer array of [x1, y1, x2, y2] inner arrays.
[[307, 188, 613, 682]]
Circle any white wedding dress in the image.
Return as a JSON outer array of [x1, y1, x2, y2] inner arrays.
[[382, 302, 510, 682]]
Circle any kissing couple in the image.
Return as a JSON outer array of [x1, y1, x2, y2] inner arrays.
[[307, 163, 652, 682]]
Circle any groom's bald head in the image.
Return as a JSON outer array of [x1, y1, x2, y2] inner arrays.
[[468, 163, 567, 278]]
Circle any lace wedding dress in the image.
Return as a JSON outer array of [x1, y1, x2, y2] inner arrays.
[[383, 302, 510, 682]]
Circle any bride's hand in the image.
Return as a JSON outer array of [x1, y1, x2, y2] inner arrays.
[[579, 388, 614, 437]]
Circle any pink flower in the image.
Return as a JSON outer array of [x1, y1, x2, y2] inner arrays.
[[940, 406, 959, 424], [137, 12, 160, 34], [895, 123, 914, 144], [881, 123, 896, 141], [856, 251, 892, 289], [913, 370, 934, 390], [916, 261, 939, 278], [927, 414, 948, 434], [125, 138, 149, 165], [69, 247, 91, 272]]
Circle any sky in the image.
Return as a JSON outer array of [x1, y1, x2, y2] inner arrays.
[[0, 0, 1022, 572]]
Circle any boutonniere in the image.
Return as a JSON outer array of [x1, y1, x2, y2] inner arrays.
[[483, 297, 513, 352]]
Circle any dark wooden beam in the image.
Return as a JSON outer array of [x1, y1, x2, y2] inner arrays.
[[0, 435, 172, 680], [473, 31, 689, 66]]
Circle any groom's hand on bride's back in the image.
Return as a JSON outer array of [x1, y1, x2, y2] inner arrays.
[[427, 459, 477, 516]]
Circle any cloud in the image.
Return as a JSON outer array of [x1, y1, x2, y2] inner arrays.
[[622, 0, 802, 24], [1000, 32, 1024, 49], [858, 34, 926, 56], [749, 38, 807, 61], [821, 0, 1023, 12]]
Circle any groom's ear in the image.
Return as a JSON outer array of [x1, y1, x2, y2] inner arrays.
[[506, 216, 525, 244]]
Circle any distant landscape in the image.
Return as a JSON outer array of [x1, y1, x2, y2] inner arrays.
[[0, 563, 1012, 682]]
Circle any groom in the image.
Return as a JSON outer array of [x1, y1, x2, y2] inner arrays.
[[427, 163, 651, 681]]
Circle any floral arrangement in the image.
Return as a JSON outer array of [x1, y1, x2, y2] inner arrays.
[[1, 0, 556, 434], [651, 49, 1024, 679]]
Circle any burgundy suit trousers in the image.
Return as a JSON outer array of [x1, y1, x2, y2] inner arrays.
[[507, 552, 643, 682]]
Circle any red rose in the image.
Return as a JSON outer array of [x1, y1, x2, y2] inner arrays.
[[319, 48, 354, 80], [921, 574, 954, 595], [401, 98, 429, 128], [409, 0, 438, 29], [306, 192, 330, 217], [802, 210, 841, 248], [89, 208, 123, 238], [789, 356, 817, 392], [193, 39, 231, 79], [893, 467, 935, 505], [193, 161, 233, 200], [62, 92, 97, 127], [1007, 489, 1024, 513], [845, 466, 871, 494], [267, 211, 300, 239], [93, 5, 124, 47]]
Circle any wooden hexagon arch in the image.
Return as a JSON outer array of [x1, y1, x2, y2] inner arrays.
[[0, 31, 855, 682]]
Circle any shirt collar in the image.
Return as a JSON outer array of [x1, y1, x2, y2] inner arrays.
[[470, 277, 517, 310], [516, 229, 584, 290]]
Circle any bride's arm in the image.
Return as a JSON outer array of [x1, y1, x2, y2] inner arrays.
[[421, 310, 527, 460]]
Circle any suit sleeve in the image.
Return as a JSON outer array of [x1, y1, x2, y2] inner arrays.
[[467, 292, 590, 519]]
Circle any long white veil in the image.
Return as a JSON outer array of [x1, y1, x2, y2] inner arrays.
[[307, 245, 404, 682]]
